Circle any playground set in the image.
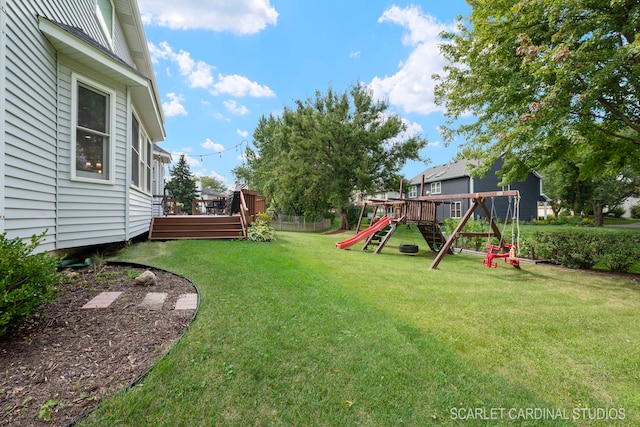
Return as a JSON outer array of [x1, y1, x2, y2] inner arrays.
[[335, 190, 521, 270]]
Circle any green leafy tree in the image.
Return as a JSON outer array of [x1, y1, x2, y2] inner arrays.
[[434, 0, 640, 183], [543, 160, 640, 225], [165, 154, 199, 214], [200, 176, 228, 193], [240, 82, 428, 229]]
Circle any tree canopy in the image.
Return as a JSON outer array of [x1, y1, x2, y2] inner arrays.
[[166, 154, 199, 214], [236, 82, 427, 229], [200, 176, 228, 194], [434, 0, 640, 183]]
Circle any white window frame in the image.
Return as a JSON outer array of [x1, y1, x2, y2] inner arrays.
[[96, 0, 115, 49], [131, 110, 153, 194], [70, 73, 116, 184], [431, 181, 442, 195], [408, 185, 418, 198], [451, 201, 462, 219]]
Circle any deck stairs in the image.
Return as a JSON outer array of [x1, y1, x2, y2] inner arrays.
[[149, 215, 245, 240]]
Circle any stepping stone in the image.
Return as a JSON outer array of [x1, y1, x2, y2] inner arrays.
[[140, 292, 168, 310], [174, 293, 198, 310], [81, 292, 122, 310]]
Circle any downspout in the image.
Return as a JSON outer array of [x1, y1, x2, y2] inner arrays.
[[0, 0, 7, 234]]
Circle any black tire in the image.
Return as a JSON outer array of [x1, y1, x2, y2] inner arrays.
[[398, 244, 419, 254]]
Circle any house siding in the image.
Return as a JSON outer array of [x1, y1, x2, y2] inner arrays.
[[2, 0, 164, 252], [410, 158, 542, 223], [55, 59, 130, 248], [4, 0, 59, 251]]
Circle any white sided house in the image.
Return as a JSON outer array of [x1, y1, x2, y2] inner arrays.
[[0, 0, 165, 253]]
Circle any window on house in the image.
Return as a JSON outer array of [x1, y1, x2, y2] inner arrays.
[[451, 201, 462, 219], [145, 140, 152, 193], [431, 181, 442, 194], [409, 186, 417, 198], [131, 115, 140, 187], [74, 79, 113, 181], [96, 0, 114, 47], [131, 113, 153, 193]]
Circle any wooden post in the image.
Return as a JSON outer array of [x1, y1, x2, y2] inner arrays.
[[355, 202, 367, 234], [430, 198, 479, 269]]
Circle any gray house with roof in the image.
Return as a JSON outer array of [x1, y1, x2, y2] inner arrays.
[[408, 158, 546, 222], [1, 0, 165, 253]]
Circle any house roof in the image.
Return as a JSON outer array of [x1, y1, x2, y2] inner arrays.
[[38, 4, 165, 142], [153, 144, 172, 162], [409, 159, 479, 184], [202, 188, 227, 198]]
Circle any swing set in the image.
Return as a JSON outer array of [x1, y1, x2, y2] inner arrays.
[[347, 189, 521, 270], [428, 190, 521, 269]]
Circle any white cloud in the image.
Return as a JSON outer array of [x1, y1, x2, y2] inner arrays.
[[236, 129, 249, 138], [171, 151, 201, 168], [138, 0, 278, 34], [212, 74, 275, 98], [201, 138, 225, 152], [370, 5, 455, 115], [224, 100, 250, 115], [149, 42, 215, 89], [349, 51, 361, 59], [162, 92, 188, 117], [149, 41, 274, 98]]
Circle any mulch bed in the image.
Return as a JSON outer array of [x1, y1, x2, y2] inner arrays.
[[0, 263, 197, 426]]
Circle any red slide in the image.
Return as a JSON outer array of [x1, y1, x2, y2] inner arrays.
[[335, 217, 393, 250]]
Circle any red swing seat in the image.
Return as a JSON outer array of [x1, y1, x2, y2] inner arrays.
[[482, 242, 520, 268]]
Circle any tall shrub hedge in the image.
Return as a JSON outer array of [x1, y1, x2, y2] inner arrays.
[[530, 230, 640, 272]]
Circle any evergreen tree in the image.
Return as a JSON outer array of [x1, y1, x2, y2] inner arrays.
[[165, 154, 199, 214]]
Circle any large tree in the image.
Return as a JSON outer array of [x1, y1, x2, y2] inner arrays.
[[434, 0, 640, 183], [165, 154, 199, 214], [200, 176, 228, 193], [239, 82, 427, 230]]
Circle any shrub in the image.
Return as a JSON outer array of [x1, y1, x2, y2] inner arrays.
[[530, 230, 640, 272], [0, 231, 60, 336], [531, 230, 602, 269], [598, 234, 640, 273], [247, 213, 276, 242], [631, 204, 640, 219]]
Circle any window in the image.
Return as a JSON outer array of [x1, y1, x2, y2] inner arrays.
[[408, 186, 418, 198], [451, 201, 462, 219], [131, 113, 153, 192], [131, 115, 140, 187], [145, 140, 152, 192], [96, 0, 114, 47], [73, 76, 114, 181], [431, 181, 442, 194]]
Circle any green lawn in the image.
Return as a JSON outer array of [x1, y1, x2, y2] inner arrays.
[[81, 231, 639, 426]]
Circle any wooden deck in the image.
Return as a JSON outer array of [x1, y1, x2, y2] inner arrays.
[[149, 215, 244, 240]]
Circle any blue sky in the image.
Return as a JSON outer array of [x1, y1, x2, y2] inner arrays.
[[139, 0, 472, 189]]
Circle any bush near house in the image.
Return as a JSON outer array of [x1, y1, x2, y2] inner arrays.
[[247, 213, 276, 242], [0, 231, 60, 337]]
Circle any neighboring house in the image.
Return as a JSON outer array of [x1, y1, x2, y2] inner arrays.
[[1, 0, 165, 252], [622, 197, 639, 219], [408, 158, 547, 222]]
